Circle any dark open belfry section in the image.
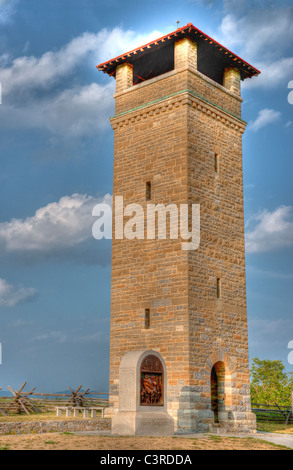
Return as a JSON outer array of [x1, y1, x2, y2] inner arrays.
[[198, 40, 226, 86], [132, 39, 228, 86], [97, 22, 260, 86], [133, 41, 174, 85]]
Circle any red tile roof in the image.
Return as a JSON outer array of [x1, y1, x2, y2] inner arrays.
[[97, 23, 260, 81]]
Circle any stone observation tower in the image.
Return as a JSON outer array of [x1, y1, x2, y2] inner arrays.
[[97, 23, 260, 435]]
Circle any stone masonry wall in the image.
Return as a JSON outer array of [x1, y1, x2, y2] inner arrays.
[[0, 419, 111, 436], [114, 68, 242, 120], [185, 83, 254, 432], [109, 94, 190, 420]]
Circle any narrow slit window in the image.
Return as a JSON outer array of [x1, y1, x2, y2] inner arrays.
[[146, 181, 151, 201], [217, 278, 221, 299], [145, 309, 150, 329], [215, 154, 219, 173]]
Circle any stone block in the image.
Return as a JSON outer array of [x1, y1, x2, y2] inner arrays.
[[112, 411, 174, 436]]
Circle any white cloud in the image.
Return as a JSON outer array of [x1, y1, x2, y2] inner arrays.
[[0, 278, 38, 308], [245, 206, 293, 253], [244, 57, 293, 90], [0, 32, 100, 96], [0, 193, 112, 262], [0, 0, 17, 24], [247, 108, 281, 132], [0, 26, 163, 138], [218, 10, 293, 60], [216, 9, 293, 89], [0, 27, 162, 97], [42, 83, 114, 138], [0, 82, 115, 138]]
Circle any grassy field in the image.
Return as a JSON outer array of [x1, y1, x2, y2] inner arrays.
[[257, 421, 293, 433], [0, 434, 290, 451]]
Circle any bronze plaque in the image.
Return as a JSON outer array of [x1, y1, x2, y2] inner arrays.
[[140, 355, 163, 406]]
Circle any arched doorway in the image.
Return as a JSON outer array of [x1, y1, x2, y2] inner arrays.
[[211, 361, 226, 423]]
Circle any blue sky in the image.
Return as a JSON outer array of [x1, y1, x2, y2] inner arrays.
[[0, 0, 292, 393]]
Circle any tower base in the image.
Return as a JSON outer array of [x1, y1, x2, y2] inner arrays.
[[112, 411, 175, 436], [210, 411, 257, 434]]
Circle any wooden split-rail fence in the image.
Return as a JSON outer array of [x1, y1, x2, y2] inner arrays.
[[0, 383, 109, 416], [252, 393, 293, 425], [2, 384, 292, 424]]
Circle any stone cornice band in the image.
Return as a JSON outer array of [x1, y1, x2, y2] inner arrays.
[[110, 89, 247, 134]]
